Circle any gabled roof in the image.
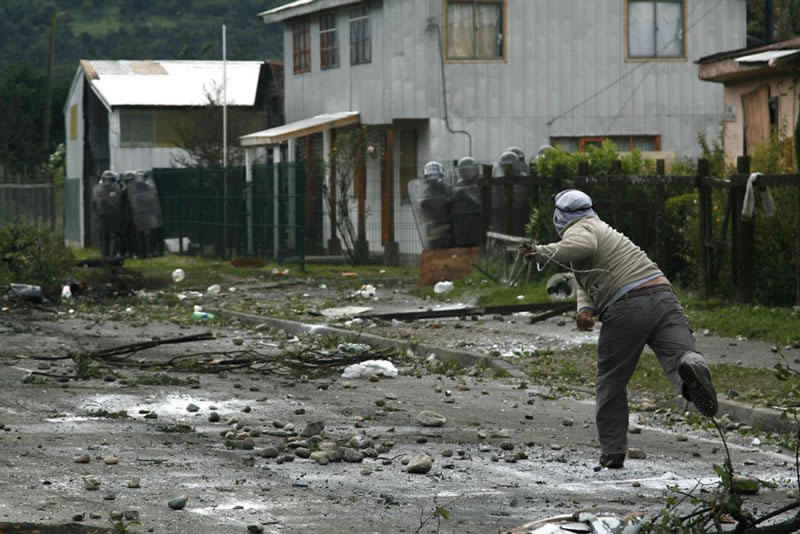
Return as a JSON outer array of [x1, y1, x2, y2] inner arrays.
[[696, 37, 800, 83], [259, 0, 363, 24], [77, 60, 267, 110]]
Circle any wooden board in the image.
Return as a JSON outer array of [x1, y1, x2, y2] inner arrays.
[[418, 246, 481, 286]]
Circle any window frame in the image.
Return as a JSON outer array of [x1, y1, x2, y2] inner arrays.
[[292, 20, 311, 74], [550, 135, 662, 153], [625, 0, 688, 62], [320, 12, 339, 70], [349, 5, 371, 66], [442, 0, 507, 63]]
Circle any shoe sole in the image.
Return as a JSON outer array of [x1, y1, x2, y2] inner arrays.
[[679, 361, 718, 417]]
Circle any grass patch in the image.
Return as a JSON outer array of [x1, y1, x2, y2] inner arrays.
[[522, 344, 800, 409], [680, 294, 800, 346]]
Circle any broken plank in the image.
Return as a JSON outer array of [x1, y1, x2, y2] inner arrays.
[[362, 301, 573, 322]]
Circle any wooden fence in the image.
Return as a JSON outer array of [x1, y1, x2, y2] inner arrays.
[[479, 158, 800, 306]]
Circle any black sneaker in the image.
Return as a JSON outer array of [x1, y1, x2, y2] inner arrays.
[[679, 360, 718, 417], [599, 453, 625, 469]]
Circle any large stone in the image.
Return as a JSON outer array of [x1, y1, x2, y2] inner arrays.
[[406, 454, 433, 474], [168, 495, 188, 510], [300, 421, 325, 437], [732, 476, 760, 495], [342, 447, 364, 463], [416, 411, 447, 427]]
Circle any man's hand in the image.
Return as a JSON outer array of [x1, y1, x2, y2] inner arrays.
[[519, 241, 536, 263], [577, 309, 595, 331]]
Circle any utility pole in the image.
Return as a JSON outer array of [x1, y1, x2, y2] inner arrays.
[[222, 24, 228, 257], [764, 0, 775, 44]]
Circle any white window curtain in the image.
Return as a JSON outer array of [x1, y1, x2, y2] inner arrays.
[[655, 1, 683, 57], [629, 0, 683, 57], [475, 4, 501, 58], [447, 3, 473, 59]]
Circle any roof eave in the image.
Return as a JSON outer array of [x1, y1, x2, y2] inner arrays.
[[259, 0, 363, 24], [698, 57, 800, 83]]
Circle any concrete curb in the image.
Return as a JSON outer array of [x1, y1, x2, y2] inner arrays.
[[218, 308, 797, 436], [216, 308, 527, 379]]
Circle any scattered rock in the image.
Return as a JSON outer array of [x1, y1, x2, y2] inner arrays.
[[123, 510, 140, 521], [168, 496, 188, 510], [126, 477, 141, 489], [82, 476, 100, 491], [295, 447, 311, 459], [627, 448, 647, 460], [416, 410, 447, 427], [732, 476, 760, 495], [311, 451, 329, 465], [300, 421, 325, 437], [406, 454, 433, 474], [209, 412, 221, 423], [186, 403, 200, 413], [73, 454, 90, 464], [104, 455, 119, 465], [226, 438, 255, 450], [247, 526, 265, 534], [342, 448, 364, 463]]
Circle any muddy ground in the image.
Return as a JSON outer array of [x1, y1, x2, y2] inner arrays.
[[1, 277, 798, 533]]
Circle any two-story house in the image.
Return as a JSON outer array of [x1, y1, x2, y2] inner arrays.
[[242, 0, 746, 260]]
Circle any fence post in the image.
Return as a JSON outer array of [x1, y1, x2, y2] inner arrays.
[[735, 156, 754, 302], [655, 159, 666, 273], [695, 159, 711, 298], [480, 164, 492, 248]]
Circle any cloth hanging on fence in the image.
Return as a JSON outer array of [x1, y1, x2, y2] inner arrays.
[[741, 172, 776, 221]]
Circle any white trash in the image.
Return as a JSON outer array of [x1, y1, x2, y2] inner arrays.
[[171, 269, 185, 283], [206, 284, 221, 296], [61, 284, 72, 300], [433, 281, 454, 294], [353, 284, 377, 298], [342, 359, 398, 379]]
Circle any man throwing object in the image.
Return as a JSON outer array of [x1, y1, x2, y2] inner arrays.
[[523, 189, 718, 469]]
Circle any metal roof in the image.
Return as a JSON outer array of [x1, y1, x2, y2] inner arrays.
[[240, 111, 360, 146], [735, 49, 800, 63], [80, 60, 265, 109], [259, 0, 363, 23]]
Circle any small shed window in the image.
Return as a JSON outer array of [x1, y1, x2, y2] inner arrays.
[[350, 5, 371, 65], [320, 14, 339, 69], [627, 0, 686, 59], [293, 21, 311, 74], [445, 0, 505, 61], [120, 110, 153, 146]]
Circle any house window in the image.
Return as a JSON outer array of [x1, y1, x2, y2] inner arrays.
[[120, 110, 154, 146], [627, 0, 686, 59], [550, 135, 662, 152], [70, 105, 79, 140], [320, 13, 339, 69], [445, 0, 505, 61], [350, 5, 371, 65], [293, 21, 311, 74]]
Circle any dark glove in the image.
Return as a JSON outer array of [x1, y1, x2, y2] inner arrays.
[[577, 309, 595, 331], [519, 242, 537, 263]]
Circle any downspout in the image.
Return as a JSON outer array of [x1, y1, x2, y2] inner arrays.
[[427, 19, 473, 157]]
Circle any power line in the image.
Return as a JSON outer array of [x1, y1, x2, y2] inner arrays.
[[546, 0, 726, 128]]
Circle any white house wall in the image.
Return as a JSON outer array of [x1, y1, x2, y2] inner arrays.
[[107, 109, 194, 173], [65, 70, 84, 180], [283, 0, 746, 160]]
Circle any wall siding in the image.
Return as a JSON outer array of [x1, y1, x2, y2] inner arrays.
[[279, 0, 747, 254]]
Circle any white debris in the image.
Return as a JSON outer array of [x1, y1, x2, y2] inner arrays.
[[176, 291, 204, 301], [344, 317, 364, 327], [61, 284, 72, 300], [433, 281, 454, 294], [353, 284, 377, 298], [341, 359, 398, 379], [193, 305, 203, 313], [165, 238, 191, 254], [206, 284, 222, 296], [320, 306, 372, 319], [171, 268, 185, 283], [751, 437, 761, 447]]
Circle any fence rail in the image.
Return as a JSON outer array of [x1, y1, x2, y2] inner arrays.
[[481, 157, 800, 306], [0, 182, 60, 230]]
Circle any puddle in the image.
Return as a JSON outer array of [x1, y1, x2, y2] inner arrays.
[[80, 393, 255, 419]]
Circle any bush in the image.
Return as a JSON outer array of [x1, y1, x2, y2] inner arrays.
[[0, 222, 75, 295]]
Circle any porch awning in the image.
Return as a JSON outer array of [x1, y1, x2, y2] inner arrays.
[[240, 111, 360, 147]]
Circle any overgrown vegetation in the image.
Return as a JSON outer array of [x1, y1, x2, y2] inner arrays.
[[0, 222, 74, 293]]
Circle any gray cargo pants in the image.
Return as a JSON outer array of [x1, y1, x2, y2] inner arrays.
[[596, 286, 702, 455]]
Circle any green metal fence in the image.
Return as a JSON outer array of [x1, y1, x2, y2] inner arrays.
[[153, 162, 325, 266]]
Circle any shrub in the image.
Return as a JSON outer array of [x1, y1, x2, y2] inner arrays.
[[0, 222, 75, 295]]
